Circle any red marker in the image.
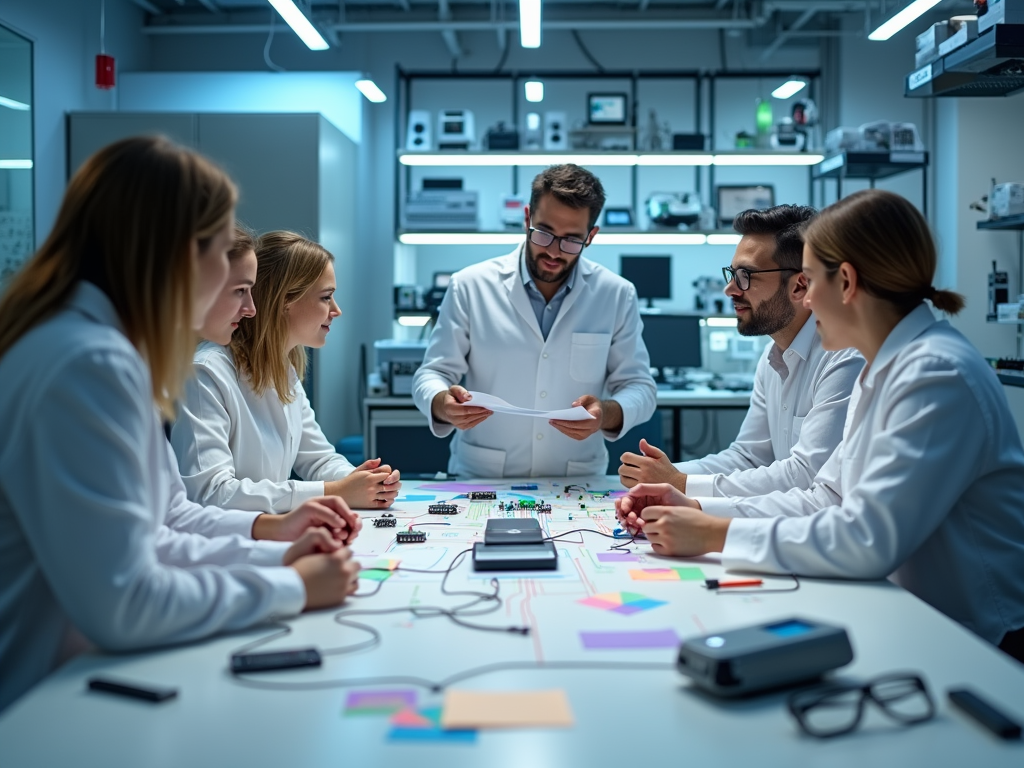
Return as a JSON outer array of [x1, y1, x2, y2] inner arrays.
[[704, 578, 764, 589]]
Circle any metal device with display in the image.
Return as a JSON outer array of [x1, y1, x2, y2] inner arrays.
[[641, 314, 702, 373], [620, 255, 671, 308], [402, 178, 479, 231], [373, 340, 428, 396], [588, 93, 628, 125], [473, 518, 558, 571], [405, 109, 432, 151], [716, 185, 775, 228], [500, 195, 526, 228], [603, 207, 635, 228], [645, 192, 702, 228], [437, 109, 476, 150], [677, 617, 854, 697]]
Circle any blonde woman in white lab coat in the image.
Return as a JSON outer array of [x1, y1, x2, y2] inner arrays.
[[0, 137, 360, 713], [172, 231, 402, 512], [616, 189, 1024, 660]]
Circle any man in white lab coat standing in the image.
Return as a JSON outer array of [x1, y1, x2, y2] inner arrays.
[[412, 164, 657, 478]]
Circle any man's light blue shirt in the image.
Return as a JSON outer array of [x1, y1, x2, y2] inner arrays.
[[519, 246, 577, 340]]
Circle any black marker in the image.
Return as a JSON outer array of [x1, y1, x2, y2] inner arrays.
[[948, 687, 1022, 740], [88, 677, 178, 703]]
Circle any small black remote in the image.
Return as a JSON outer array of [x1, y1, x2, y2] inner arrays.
[[88, 677, 178, 703], [230, 647, 322, 674], [948, 687, 1022, 740]]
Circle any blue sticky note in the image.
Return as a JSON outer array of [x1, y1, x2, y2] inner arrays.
[[397, 494, 436, 502]]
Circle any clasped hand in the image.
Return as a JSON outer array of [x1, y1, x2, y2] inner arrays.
[[614, 483, 729, 557]]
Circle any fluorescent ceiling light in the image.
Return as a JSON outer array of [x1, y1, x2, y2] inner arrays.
[[520, 0, 541, 48], [399, 233, 525, 246], [637, 154, 713, 166], [707, 234, 742, 245], [594, 233, 707, 245], [705, 317, 739, 327], [0, 96, 30, 111], [524, 80, 544, 103], [868, 0, 943, 41], [0, 159, 32, 169], [771, 79, 806, 99], [355, 79, 387, 103], [713, 153, 824, 166], [267, 0, 329, 50], [397, 315, 431, 327]]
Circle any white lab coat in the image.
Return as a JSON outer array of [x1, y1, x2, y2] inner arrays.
[[170, 342, 355, 512], [681, 316, 863, 498], [412, 247, 657, 478], [719, 304, 1024, 644], [0, 283, 305, 713]]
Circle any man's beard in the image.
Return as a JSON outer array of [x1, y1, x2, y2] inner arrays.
[[736, 281, 795, 337], [525, 242, 574, 285]]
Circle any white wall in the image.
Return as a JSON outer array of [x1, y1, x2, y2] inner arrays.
[[0, 0, 149, 246]]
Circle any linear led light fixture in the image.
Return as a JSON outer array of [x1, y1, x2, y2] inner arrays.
[[714, 153, 824, 166], [707, 234, 742, 245], [0, 159, 33, 169], [399, 153, 823, 167], [0, 96, 30, 111], [399, 233, 525, 246], [636, 154, 713, 166], [355, 79, 387, 103], [267, 0, 329, 50], [705, 317, 739, 327], [524, 80, 544, 102], [397, 315, 432, 327], [520, 0, 541, 48], [771, 78, 807, 99], [868, 0, 943, 41], [594, 233, 707, 245]]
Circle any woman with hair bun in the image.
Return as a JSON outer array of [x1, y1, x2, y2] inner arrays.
[[617, 189, 1024, 661]]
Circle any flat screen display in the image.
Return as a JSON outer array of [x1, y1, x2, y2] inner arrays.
[[620, 255, 671, 301], [717, 185, 775, 228], [641, 314, 702, 370], [589, 93, 627, 125]]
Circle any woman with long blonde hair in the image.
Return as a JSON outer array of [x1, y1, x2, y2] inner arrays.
[[172, 231, 402, 512], [616, 189, 1024, 661], [0, 137, 359, 712]]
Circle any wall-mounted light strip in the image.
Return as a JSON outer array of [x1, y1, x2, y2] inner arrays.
[[705, 317, 739, 327], [0, 96, 30, 111], [707, 234, 742, 245], [397, 315, 432, 327], [594, 232, 707, 245], [399, 233, 525, 245], [398, 231, 741, 246], [0, 159, 33, 169], [355, 79, 387, 103], [868, 0, 943, 41], [267, 0, 330, 50], [399, 153, 824, 167]]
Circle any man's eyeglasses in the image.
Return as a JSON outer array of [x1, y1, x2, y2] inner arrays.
[[528, 227, 588, 255], [787, 673, 935, 739], [722, 266, 798, 291]]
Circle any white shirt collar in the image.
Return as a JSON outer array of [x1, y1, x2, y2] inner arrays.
[[67, 281, 125, 335], [863, 303, 937, 389]]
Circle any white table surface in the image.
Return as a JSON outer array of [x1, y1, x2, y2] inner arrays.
[[2, 476, 1022, 768]]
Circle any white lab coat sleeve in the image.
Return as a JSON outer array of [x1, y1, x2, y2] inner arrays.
[[291, 382, 357, 481], [602, 284, 657, 439], [13, 349, 305, 652], [412, 275, 471, 438], [674, 356, 774, 476], [720, 358, 984, 578], [172, 362, 322, 513], [701, 351, 861, 497], [698, 441, 845, 519]]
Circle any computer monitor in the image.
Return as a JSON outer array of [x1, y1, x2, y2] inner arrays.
[[641, 314, 702, 371], [620, 255, 671, 308]]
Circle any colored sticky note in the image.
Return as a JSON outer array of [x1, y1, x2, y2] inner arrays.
[[388, 706, 477, 743], [629, 567, 705, 581], [580, 629, 680, 649], [360, 558, 400, 582], [441, 690, 574, 729], [596, 552, 640, 563], [397, 494, 436, 502], [578, 592, 667, 615], [345, 689, 417, 715]]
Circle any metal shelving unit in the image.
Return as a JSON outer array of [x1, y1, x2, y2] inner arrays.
[[812, 150, 930, 215], [905, 23, 1024, 98], [978, 215, 1024, 363]]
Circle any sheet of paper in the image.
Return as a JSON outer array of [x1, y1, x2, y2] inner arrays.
[[441, 690, 574, 729], [456, 391, 595, 421]]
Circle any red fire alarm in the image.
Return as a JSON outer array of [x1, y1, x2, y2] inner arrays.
[[96, 54, 115, 90]]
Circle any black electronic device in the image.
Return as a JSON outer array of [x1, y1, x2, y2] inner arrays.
[[472, 541, 559, 571], [620, 255, 671, 308], [422, 177, 463, 190], [469, 491, 497, 500], [672, 133, 706, 151], [677, 617, 854, 697], [604, 207, 635, 228], [588, 93, 628, 125], [948, 688, 1023, 739], [397, 530, 427, 543], [230, 648, 322, 674], [989, 260, 1009, 321], [374, 513, 397, 528], [641, 313, 703, 371], [485, 122, 520, 150], [716, 185, 775, 228], [429, 503, 459, 515], [484, 517, 544, 545], [87, 677, 178, 703]]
